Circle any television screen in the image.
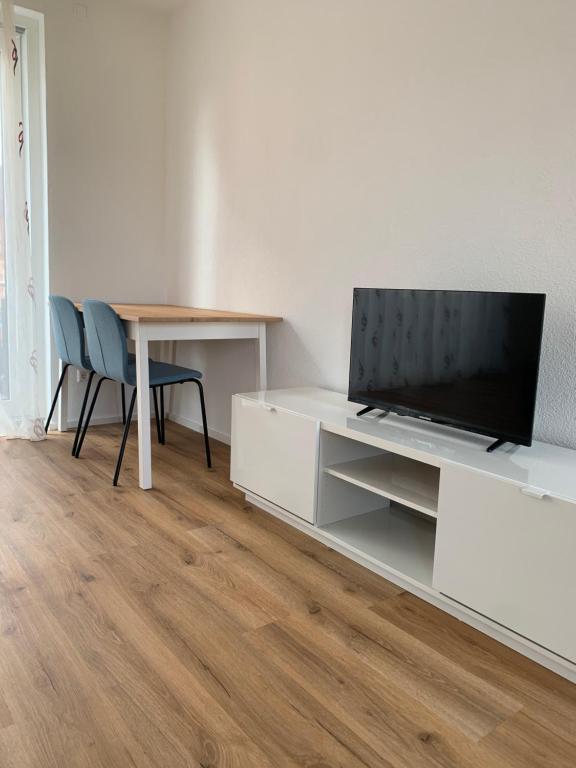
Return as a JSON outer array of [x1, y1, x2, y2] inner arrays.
[[348, 289, 546, 446]]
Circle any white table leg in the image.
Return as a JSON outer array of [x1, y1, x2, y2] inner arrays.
[[57, 359, 69, 432], [258, 322, 268, 391], [135, 330, 152, 489]]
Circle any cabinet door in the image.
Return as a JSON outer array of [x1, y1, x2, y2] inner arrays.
[[434, 464, 576, 662], [230, 396, 319, 523]]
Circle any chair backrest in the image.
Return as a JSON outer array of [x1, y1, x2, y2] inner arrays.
[[82, 300, 130, 383], [49, 295, 90, 369]]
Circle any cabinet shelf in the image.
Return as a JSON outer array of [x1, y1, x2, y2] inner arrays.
[[325, 453, 439, 517], [319, 504, 436, 587]]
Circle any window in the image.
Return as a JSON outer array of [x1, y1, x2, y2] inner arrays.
[[0, 10, 48, 432]]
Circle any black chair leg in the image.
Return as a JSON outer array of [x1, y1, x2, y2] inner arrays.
[[114, 388, 137, 487], [45, 363, 70, 433], [72, 370, 95, 456], [152, 387, 163, 444], [160, 386, 166, 444], [74, 377, 108, 458], [191, 379, 212, 469], [121, 384, 126, 425]]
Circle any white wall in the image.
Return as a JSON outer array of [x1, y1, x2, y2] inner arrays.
[[26, 0, 169, 421], [165, 0, 576, 448]]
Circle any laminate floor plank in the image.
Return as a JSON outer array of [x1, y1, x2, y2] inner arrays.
[[371, 593, 576, 741], [0, 423, 574, 767], [247, 621, 494, 768], [89, 551, 393, 768]]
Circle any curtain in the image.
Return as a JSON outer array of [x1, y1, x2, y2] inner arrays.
[[0, 0, 44, 440]]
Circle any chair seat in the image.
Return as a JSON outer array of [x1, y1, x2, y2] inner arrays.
[[126, 359, 203, 388]]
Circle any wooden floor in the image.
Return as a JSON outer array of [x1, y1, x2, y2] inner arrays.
[[1, 423, 575, 767]]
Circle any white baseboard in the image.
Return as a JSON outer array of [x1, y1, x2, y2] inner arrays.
[[168, 411, 231, 445], [64, 415, 123, 429], [61, 411, 231, 446], [63, 374, 230, 444]]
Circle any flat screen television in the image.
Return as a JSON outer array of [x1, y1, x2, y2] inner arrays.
[[348, 289, 546, 448]]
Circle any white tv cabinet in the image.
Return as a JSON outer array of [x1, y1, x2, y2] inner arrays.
[[231, 387, 576, 682]]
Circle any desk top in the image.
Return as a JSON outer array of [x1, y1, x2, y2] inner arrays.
[[76, 303, 283, 324]]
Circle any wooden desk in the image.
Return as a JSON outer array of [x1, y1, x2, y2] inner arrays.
[[69, 304, 282, 489]]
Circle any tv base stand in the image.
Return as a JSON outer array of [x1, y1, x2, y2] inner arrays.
[[357, 405, 389, 418], [487, 438, 508, 453]]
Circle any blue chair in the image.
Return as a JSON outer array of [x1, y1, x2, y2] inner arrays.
[[47, 296, 157, 456], [46, 295, 106, 456], [75, 300, 211, 486]]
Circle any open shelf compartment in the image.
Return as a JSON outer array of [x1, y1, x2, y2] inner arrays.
[[325, 452, 439, 518], [319, 503, 436, 587]]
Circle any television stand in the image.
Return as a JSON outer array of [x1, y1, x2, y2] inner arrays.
[[357, 405, 389, 418], [487, 438, 508, 453], [231, 387, 576, 682]]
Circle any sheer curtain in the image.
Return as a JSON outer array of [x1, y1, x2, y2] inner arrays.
[[0, 0, 44, 440]]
